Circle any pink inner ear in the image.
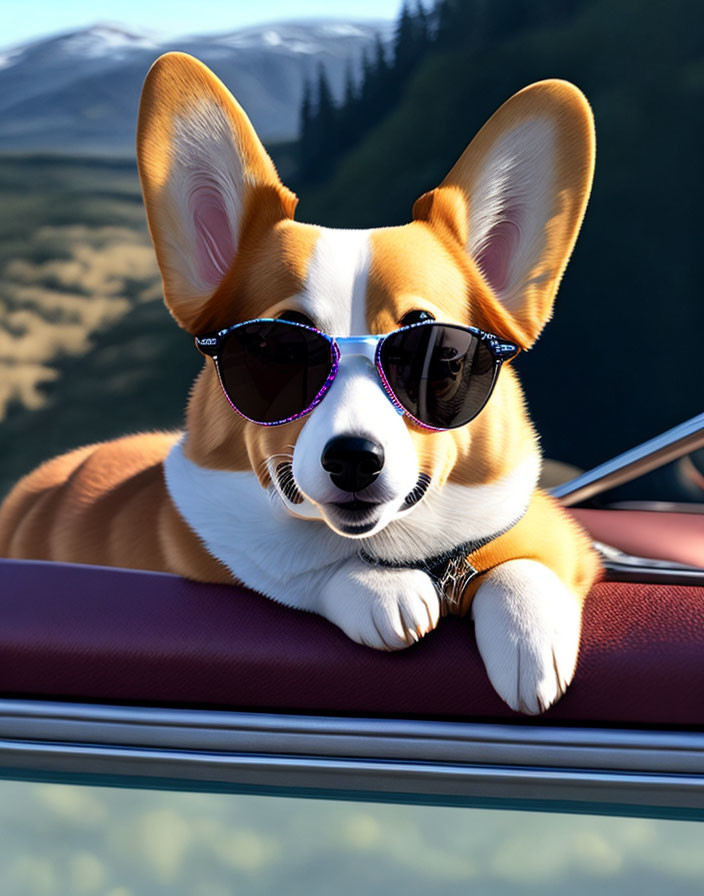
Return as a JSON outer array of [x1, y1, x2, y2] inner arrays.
[[476, 216, 522, 295], [189, 179, 236, 287]]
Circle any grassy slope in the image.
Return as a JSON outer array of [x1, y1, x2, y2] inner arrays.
[[0, 155, 200, 498]]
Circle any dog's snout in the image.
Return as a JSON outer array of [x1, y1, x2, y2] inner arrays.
[[321, 437, 385, 492]]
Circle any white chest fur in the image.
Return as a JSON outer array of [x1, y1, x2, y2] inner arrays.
[[164, 437, 358, 610]]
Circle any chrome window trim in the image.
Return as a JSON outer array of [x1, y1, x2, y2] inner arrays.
[[604, 500, 704, 514], [552, 410, 704, 506], [1, 700, 703, 818], [598, 543, 704, 584]]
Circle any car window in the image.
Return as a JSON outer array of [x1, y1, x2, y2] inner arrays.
[[1, 780, 702, 895]]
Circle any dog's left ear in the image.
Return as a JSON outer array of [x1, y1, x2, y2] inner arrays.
[[413, 80, 595, 348], [138, 52, 297, 333]]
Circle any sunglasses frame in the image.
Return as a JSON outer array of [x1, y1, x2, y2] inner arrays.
[[195, 318, 520, 430]]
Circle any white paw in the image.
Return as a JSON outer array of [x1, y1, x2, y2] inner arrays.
[[320, 559, 440, 650], [472, 559, 582, 714]]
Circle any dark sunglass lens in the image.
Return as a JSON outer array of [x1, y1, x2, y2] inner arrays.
[[219, 321, 333, 423], [380, 324, 497, 428]]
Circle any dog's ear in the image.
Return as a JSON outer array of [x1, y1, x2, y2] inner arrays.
[[138, 52, 297, 332], [413, 80, 595, 348]]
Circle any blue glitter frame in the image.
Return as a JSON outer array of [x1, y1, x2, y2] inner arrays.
[[195, 318, 519, 429]]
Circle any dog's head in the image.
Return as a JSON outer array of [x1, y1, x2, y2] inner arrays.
[[138, 53, 594, 560]]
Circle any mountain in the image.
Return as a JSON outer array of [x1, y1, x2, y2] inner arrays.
[[0, 20, 392, 152]]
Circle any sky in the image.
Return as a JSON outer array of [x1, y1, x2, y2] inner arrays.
[[1, 0, 401, 49]]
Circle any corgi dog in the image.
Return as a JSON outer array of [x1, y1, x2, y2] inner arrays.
[[0, 53, 599, 714]]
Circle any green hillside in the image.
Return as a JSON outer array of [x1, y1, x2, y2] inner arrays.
[[0, 155, 191, 497]]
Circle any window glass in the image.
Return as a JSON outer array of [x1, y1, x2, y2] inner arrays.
[[1, 780, 702, 895]]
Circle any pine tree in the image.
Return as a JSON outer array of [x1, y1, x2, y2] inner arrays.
[[415, 0, 431, 50], [368, 33, 391, 122], [298, 76, 316, 180], [393, 1, 417, 80], [433, 0, 452, 47], [299, 77, 313, 140], [374, 32, 390, 78], [338, 61, 360, 150], [342, 60, 358, 108], [435, 0, 484, 49], [294, 1, 439, 187], [312, 63, 337, 179], [316, 63, 336, 133], [359, 46, 375, 106]]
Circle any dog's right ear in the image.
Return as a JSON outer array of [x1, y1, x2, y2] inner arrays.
[[412, 80, 594, 349], [138, 52, 297, 333]]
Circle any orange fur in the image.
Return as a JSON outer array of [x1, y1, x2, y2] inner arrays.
[[458, 490, 600, 614], [0, 433, 229, 582]]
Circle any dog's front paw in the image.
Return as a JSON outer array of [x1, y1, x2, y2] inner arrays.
[[321, 559, 440, 650], [471, 559, 582, 715]]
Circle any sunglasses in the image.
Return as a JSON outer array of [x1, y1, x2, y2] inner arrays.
[[195, 318, 519, 431]]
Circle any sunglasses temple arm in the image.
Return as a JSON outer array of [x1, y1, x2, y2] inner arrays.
[[194, 335, 221, 358], [492, 342, 521, 362]]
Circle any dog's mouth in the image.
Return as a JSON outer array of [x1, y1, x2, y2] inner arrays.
[[325, 473, 431, 536], [324, 498, 383, 535], [273, 461, 432, 535]]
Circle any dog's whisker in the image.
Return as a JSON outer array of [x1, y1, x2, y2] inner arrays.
[[265, 452, 294, 464], [258, 452, 294, 478], [263, 453, 305, 506]]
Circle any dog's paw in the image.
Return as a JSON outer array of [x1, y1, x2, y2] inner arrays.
[[320, 560, 440, 650], [471, 559, 582, 715]]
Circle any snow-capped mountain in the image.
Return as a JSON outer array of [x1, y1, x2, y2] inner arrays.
[[0, 20, 391, 152]]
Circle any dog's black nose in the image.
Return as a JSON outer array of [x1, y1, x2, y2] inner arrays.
[[321, 437, 385, 493]]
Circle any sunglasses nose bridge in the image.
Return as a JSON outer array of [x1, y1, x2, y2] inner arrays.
[[334, 335, 404, 417], [335, 335, 380, 364]]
